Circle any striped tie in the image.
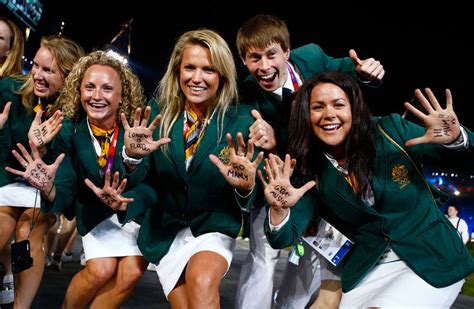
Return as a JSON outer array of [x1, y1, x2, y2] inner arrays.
[[184, 108, 205, 170]]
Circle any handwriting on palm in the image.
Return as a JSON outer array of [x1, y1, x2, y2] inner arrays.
[[259, 154, 315, 210], [121, 106, 170, 158], [5, 141, 64, 194], [84, 170, 133, 211], [404, 88, 461, 147], [28, 109, 63, 148], [209, 132, 263, 191]]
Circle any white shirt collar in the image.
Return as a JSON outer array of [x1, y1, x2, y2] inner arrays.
[[272, 62, 301, 101]]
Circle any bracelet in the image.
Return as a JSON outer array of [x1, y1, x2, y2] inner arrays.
[[122, 146, 143, 165]]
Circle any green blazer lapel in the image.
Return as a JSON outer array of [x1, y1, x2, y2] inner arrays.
[[370, 133, 388, 207], [190, 108, 233, 174], [113, 126, 125, 171], [72, 118, 101, 183], [260, 91, 281, 119], [170, 116, 187, 180], [323, 158, 377, 215]]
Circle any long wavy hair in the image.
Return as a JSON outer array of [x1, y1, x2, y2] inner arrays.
[[18, 35, 84, 112], [288, 71, 376, 199], [236, 14, 290, 60], [0, 18, 24, 78], [58, 50, 145, 123], [156, 28, 238, 153]]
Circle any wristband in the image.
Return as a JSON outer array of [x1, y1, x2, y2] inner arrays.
[[122, 146, 143, 165]]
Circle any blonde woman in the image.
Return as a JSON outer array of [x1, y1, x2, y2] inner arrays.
[[0, 35, 83, 308]]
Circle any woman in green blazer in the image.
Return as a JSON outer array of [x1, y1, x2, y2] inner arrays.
[[92, 29, 263, 308], [7, 51, 155, 308], [261, 71, 474, 308], [0, 35, 83, 308]]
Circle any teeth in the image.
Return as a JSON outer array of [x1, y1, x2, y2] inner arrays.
[[322, 124, 339, 130], [91, 103, 106, 108], [189, 86, 205, 91], [260, 73, 274, 80]]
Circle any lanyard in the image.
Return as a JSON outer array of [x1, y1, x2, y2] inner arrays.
[[286, 62, 300, 91], [103, 123, 120, 173]]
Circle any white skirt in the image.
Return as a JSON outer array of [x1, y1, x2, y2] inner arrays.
[[340, 252, 464, 308], [154, 227, 236, 298], [0, 181, 41, 208], [82, 214, 142, 261]]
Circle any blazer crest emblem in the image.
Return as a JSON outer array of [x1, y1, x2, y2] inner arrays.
[[391, 164, 410, 188]]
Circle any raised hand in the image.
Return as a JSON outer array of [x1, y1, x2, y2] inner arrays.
[[259, 154, 315, 211], [209, 132, 264, 191], [404, 88, 461, 147], [121, 106, 171, 158], [0, 101, 12, 129], [249, 109, 277, 153], [5, 140, 64, 199], [349, 49, 385, 82], [84, 169, 133, 211], [28, 109, 63, 148]]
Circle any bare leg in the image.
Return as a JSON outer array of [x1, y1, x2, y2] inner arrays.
[[168, 270, 189, 308], [62, 257, 117, 309], [309, 279, 342, 309], [185, 251, 228, 309], [0, 207, 21, 274], [89, 255, 147, 308], [0, 207, 21, 305], [54, 217, 76, 256], [63, 226, 78, 255], [44, 214, 61, 257], [13, 209, 56, 309]]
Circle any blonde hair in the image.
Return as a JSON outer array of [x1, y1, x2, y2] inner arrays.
[[156, 29, 238, 152], [0, 18, 24, 78], [59, 50, 145, 123], [18, 35, 84, 112]]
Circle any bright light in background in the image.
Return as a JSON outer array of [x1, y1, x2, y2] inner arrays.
[[25, 27, 30, 41], [106, 50, 128, 64]]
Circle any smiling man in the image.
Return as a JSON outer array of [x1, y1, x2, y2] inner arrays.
[[234, 14, 385, 309]]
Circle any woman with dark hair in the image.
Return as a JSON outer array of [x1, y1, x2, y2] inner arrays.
[[261, 71, 473, 307]]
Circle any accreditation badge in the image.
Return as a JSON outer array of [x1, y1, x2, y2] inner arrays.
[[303, 221, 353, 266]]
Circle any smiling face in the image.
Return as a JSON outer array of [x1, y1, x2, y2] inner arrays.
[[242, 42, 289, 92], [179, 44, 220, 115], [0, 20, 12, 64], [31, 46, 65, 100], [80, 64, 122, 130], [310, 82, 352, 158]]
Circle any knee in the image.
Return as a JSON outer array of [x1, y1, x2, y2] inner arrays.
[[84, 263, 115, 287], [15, 224, 31, 241], [186, 272, 218, 297], [120, 265, 145, 289]]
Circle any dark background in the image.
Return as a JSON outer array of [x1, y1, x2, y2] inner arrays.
[[3, 0, 473, 128], [2, 0, 474, 236]]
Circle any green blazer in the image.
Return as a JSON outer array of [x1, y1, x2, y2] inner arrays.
[[265, 113, 474, 292], [122, 102, 256, 264], [240, 43, 359, 155], [44, 115, 145, 236], [0, 77, 33, 187]]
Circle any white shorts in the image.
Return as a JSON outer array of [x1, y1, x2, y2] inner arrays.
[[0, 181, 41, 208], [340, 250, 464, 309], [82, 214, 142, 261], [154, 227, 236, 298]]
